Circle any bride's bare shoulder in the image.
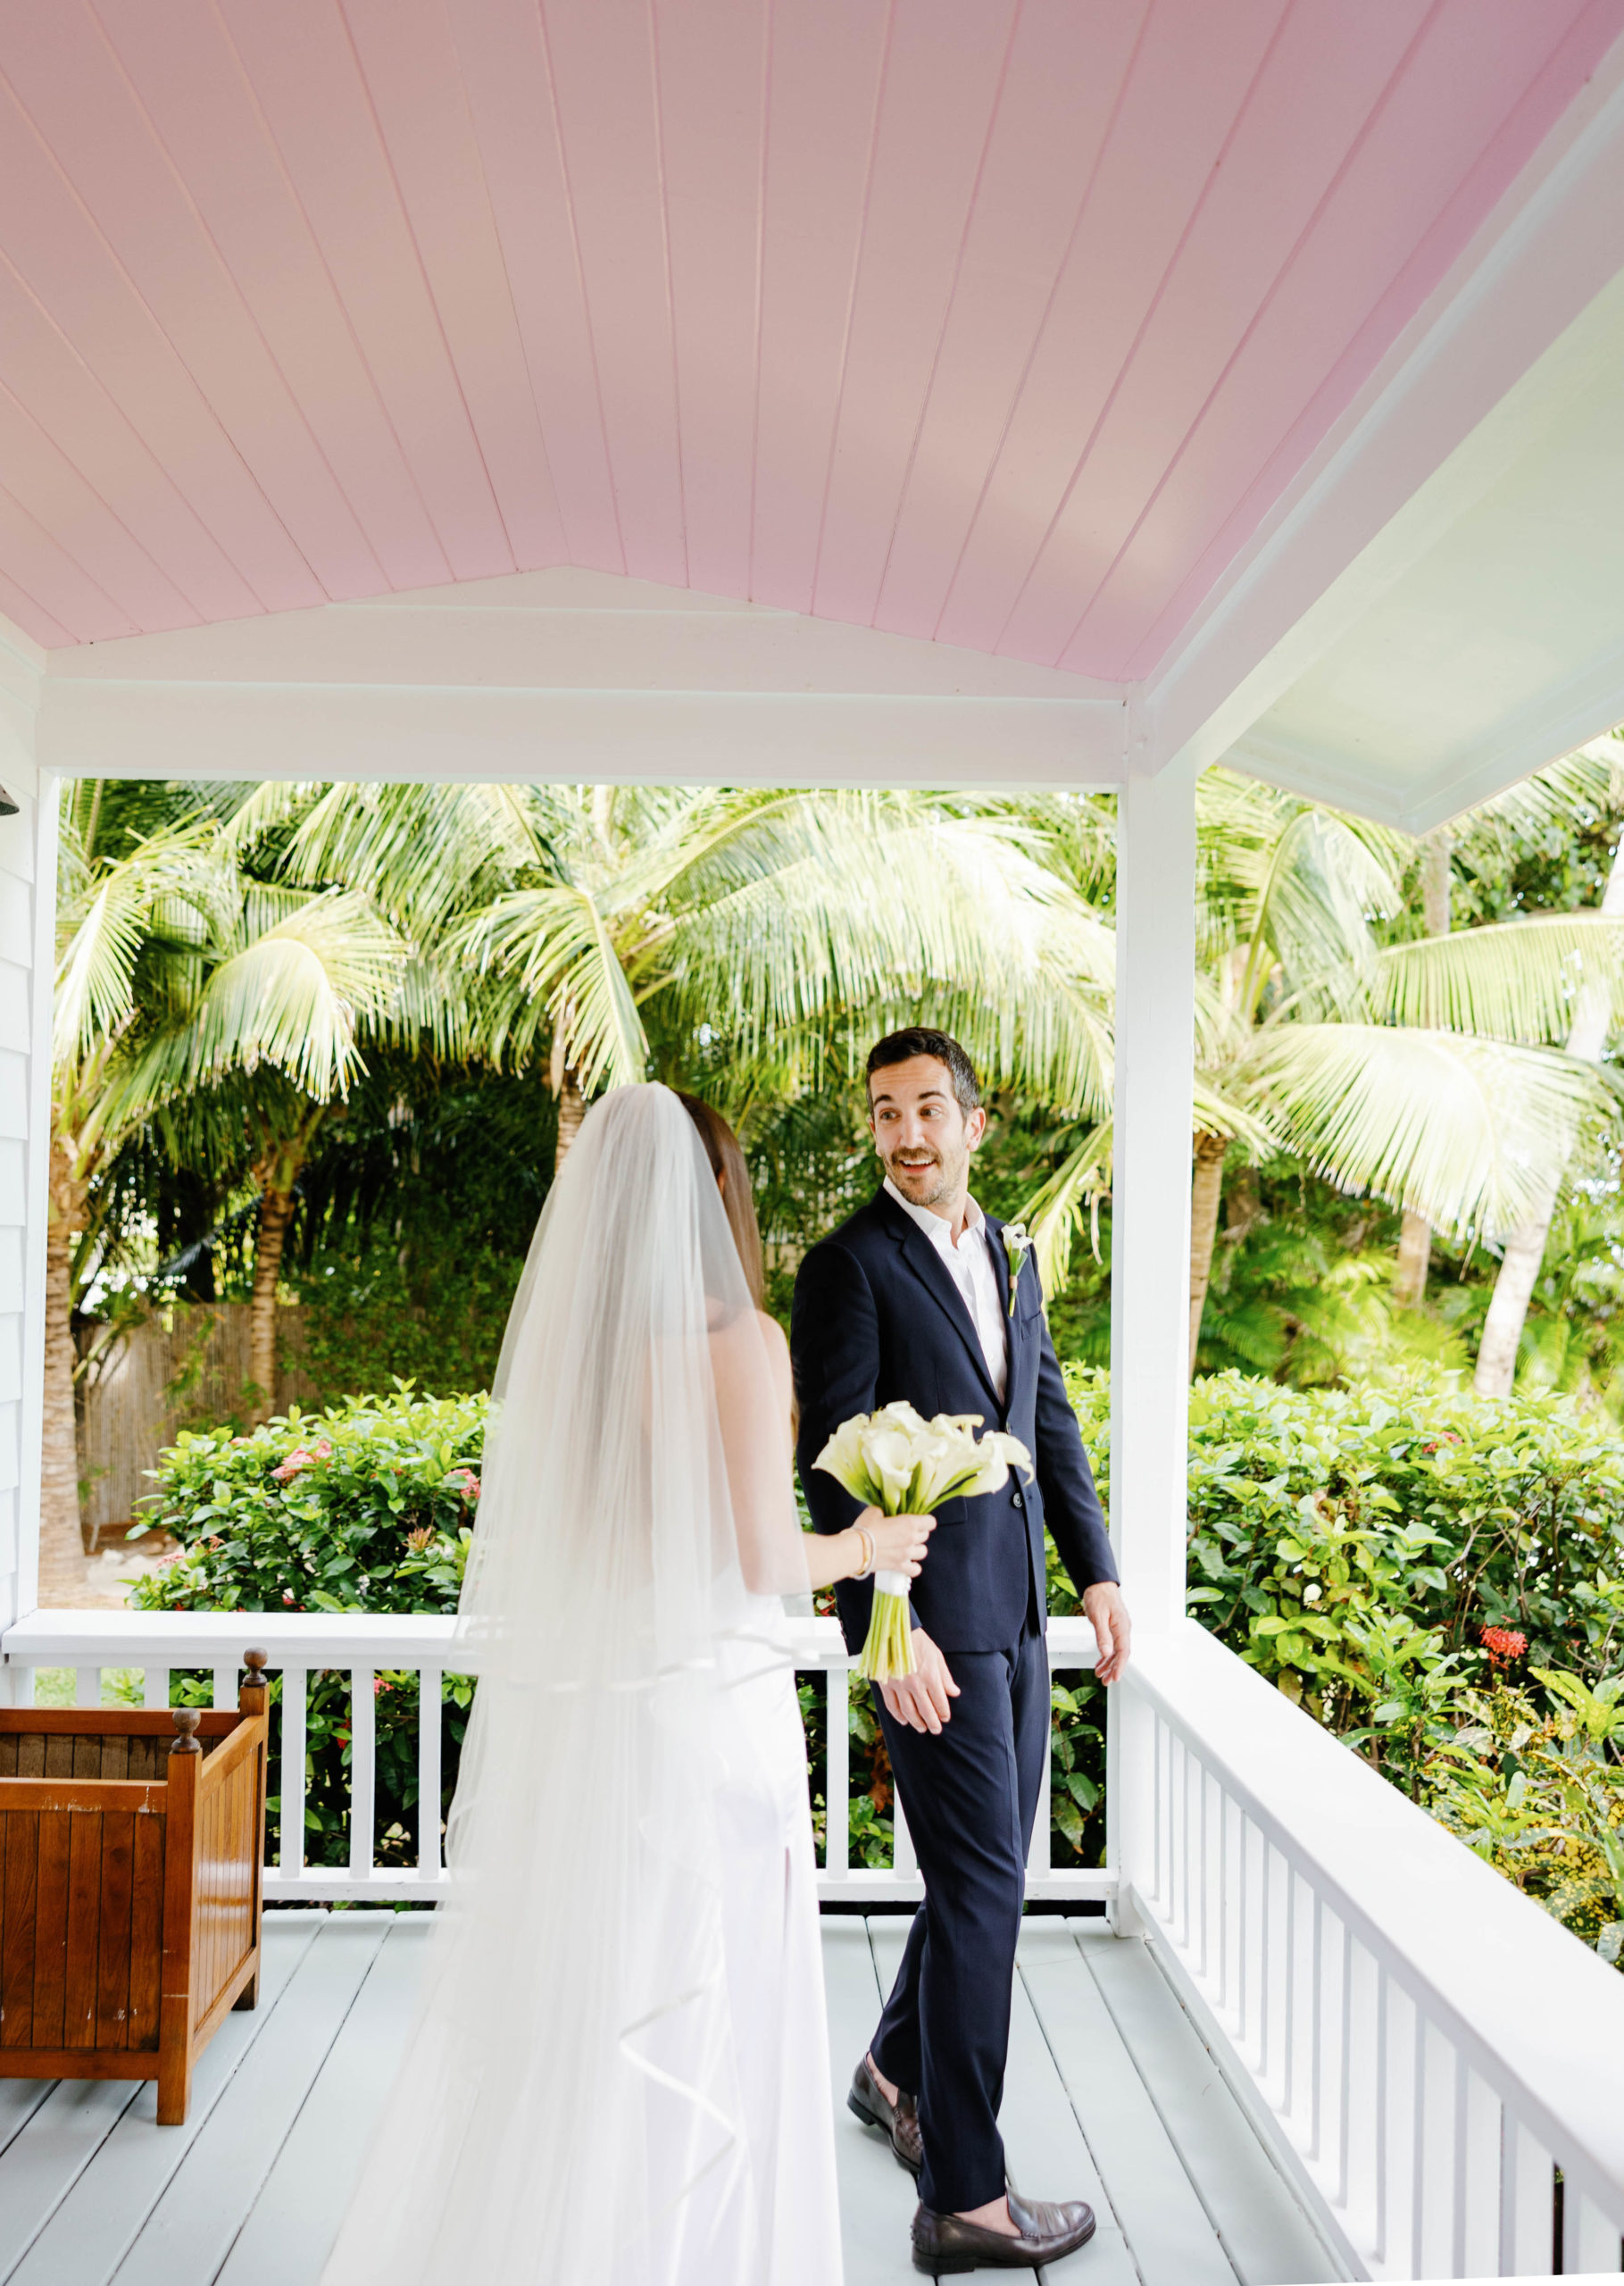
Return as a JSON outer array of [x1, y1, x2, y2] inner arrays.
[[754, 1309, 789, 1360]]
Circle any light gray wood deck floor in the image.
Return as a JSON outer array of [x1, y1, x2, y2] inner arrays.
[[0, 1911, 1342, 2286]]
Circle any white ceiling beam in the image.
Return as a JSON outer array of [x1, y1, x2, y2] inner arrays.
[[1138, 38, 1624, 801], [35, 570, 1128, 789]]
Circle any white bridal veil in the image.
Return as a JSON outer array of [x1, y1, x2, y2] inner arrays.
[[321, 1084, 811, 2285]]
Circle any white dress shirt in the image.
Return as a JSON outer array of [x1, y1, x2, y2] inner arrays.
[[884, 1178, 1008, 1406]]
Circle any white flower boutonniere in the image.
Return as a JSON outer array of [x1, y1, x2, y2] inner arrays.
[[1003, 1222, 1034, 1317]]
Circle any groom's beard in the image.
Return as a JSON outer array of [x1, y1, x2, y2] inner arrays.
[[883, 1147, 965, 1212]]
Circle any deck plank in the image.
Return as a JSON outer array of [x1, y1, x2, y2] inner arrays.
[[7, 1913, 322, 2286], [0, 1909, 1321, 2286], [1019, 1921, 1238, 2286], [108, 1915, 390, 2286], [820, 1916, 919, 2286], [215, 1918, 436, 2285], [1078, 1932, 1343, 2286], [868, 1916, 1139, 2286], [0, 2079, 139, 2277]]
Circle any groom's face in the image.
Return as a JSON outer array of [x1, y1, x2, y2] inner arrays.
[[867, 1055, 987, 1215]]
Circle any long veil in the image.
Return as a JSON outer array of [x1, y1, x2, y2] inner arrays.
[[321, 1084, 811, 2284]]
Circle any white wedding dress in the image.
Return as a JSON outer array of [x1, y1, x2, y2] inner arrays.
[[320, 1086, 844, 2286]]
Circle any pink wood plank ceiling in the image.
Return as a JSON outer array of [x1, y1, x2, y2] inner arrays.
[[0, 0, 1618, 672]]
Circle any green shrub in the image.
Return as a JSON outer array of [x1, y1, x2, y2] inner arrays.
[[130, 1388, 483, 1871], [1051, 1364, 1624, 1963]]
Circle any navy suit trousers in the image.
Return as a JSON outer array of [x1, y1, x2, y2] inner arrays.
[[869, 1622, 1048, 2214]]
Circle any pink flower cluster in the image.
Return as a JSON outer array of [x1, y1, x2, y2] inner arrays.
[[1479, 1623, 1528, 1670], [271, 1438, 333, 1484], [446, 1467, 480, 1503]]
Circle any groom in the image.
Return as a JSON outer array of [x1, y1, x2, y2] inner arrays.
[[793, 1029, 1130, 2274]]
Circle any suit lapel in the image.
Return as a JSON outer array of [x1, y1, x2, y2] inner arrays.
[[879, 1193, 1003, 1411], [987, 1215, 1034, 1420]]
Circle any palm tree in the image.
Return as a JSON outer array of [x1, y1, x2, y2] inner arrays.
[[53, 813, 404, 1562], [1024, 772, 1624, 1371], [240, 781, 1119, 1167]]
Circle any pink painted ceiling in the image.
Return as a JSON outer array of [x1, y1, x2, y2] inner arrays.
[[0, 0, 1619, 673]]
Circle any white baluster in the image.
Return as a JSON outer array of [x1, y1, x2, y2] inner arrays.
[[1498, 2114, 1554, 2277], [350, 1668, 376, 1879], [75, 1665, 99, 1707], [893, 1791, 916, 1878], [1564, 2184, 1623, 2275], [212, 1663, 236, 1710], [280, 1664, 308, 1876], [825, 1664, 849, 1881], [417, 1666, 443, 1876], [143, 1665, 170, 1710]]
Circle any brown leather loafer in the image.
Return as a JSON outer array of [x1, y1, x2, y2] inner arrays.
[[847, 2055, 923, 2177], [911, 2190, 1096, 2273]]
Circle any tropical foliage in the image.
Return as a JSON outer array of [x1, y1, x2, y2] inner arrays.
[[1054, 1365, 1624, 1965]]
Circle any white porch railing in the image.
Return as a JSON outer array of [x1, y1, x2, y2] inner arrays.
[[0, 1607, 1110, 1908], [1121, 1623, 1624, 2282]]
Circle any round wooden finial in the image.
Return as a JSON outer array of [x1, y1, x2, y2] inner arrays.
[[243, 1648, 269, 1682], [169, 1707, 203, 1755]]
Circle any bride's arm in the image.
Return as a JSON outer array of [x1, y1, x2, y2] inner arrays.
[[735, 1312, 934, 1593]]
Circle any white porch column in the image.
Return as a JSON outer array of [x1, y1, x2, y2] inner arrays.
[[0, 633, 48, 1646], [1106, 759, 1197, 1924]]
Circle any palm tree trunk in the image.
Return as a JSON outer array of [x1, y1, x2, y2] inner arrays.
[[1188, 1132, 1228, 1373], [1395, 829, 1453, 1307], [1393, 1212, 1432, 1307], [554, 1068, 585, 1172], [41, 1135, 87, 1568], [1474, 830, 1624, 1397], [248, 1185, 296, 1428]]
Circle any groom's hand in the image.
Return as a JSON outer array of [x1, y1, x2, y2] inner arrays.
[[879, 1628, 960, 1734], [1084, 1581, 1132, 1684]]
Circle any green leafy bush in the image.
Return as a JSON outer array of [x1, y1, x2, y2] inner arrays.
[[1052, 1364, 1624, 1963], [131, 1388, 483, 1870]]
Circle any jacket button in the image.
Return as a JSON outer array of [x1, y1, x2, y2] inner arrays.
[[1012, 1490, 1025, 1511]]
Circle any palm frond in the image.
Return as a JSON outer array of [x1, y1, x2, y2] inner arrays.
[[1020, 1122, 1114, 1294], [1237, 1023, 1616, 1239], [462, 883, 647, 1090], [1373, 914, 1624, 1042]]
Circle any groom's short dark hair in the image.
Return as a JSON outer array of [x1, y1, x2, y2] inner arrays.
[[866, 1029, 981, 1116]]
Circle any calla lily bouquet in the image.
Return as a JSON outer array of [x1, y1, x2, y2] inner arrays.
[[814, 1402, 1034, 1681]]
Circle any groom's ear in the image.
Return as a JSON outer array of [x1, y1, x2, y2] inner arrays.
[[966, 1105, 987, 1151]]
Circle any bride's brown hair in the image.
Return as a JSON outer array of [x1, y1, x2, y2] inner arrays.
[[676, 1092, 767, 1311]]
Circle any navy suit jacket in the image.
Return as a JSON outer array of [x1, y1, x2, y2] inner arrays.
[[791, 1186, 1115, 1656]]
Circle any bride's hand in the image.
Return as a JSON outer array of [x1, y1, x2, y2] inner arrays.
[[862, 1509, 935, 1580]]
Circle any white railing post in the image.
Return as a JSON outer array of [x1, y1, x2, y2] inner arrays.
[[280, 1662, 307, 1880], [1108, 756, 1198, 1931], [349, 1666, 375, 1880], [824, 1664, 848, 1882], [418, 1664, 443, 1876]]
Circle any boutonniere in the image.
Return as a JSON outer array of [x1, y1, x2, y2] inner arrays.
[[1002, 1222, 1033, 1317]]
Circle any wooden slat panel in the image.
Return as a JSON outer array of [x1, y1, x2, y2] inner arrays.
[[0, 1814, 36, 2047], [72, 1733, 101, 1779], [30, 1810, 70, 2048], [96, 1810, 134, 2051], [100, 1735, 129, 1781], [129, 1814, 164, 2052], [13, 1736, 41, 1779], [0, 1737, 16, 1777], [63, 1806, 104, 2048], [43, 1735, 72, 1779]]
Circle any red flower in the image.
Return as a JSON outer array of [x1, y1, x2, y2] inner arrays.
[[282, 1589, 296, 1606], [1479, 1623, 1528, 1669]]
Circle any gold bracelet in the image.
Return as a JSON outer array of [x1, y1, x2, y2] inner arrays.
[[853, 1524, 875, 1581]]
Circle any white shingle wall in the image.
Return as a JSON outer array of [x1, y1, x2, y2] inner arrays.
[[0, 779, 52, 1632]]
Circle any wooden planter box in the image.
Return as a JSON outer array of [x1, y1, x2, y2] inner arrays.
[[0, 1653, 268, 2123]]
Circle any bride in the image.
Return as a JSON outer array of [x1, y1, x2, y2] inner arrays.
[[321, 1083, 930, 2284]]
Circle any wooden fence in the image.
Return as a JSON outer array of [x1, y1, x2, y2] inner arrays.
[[76, 1304, 320, 1540]]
